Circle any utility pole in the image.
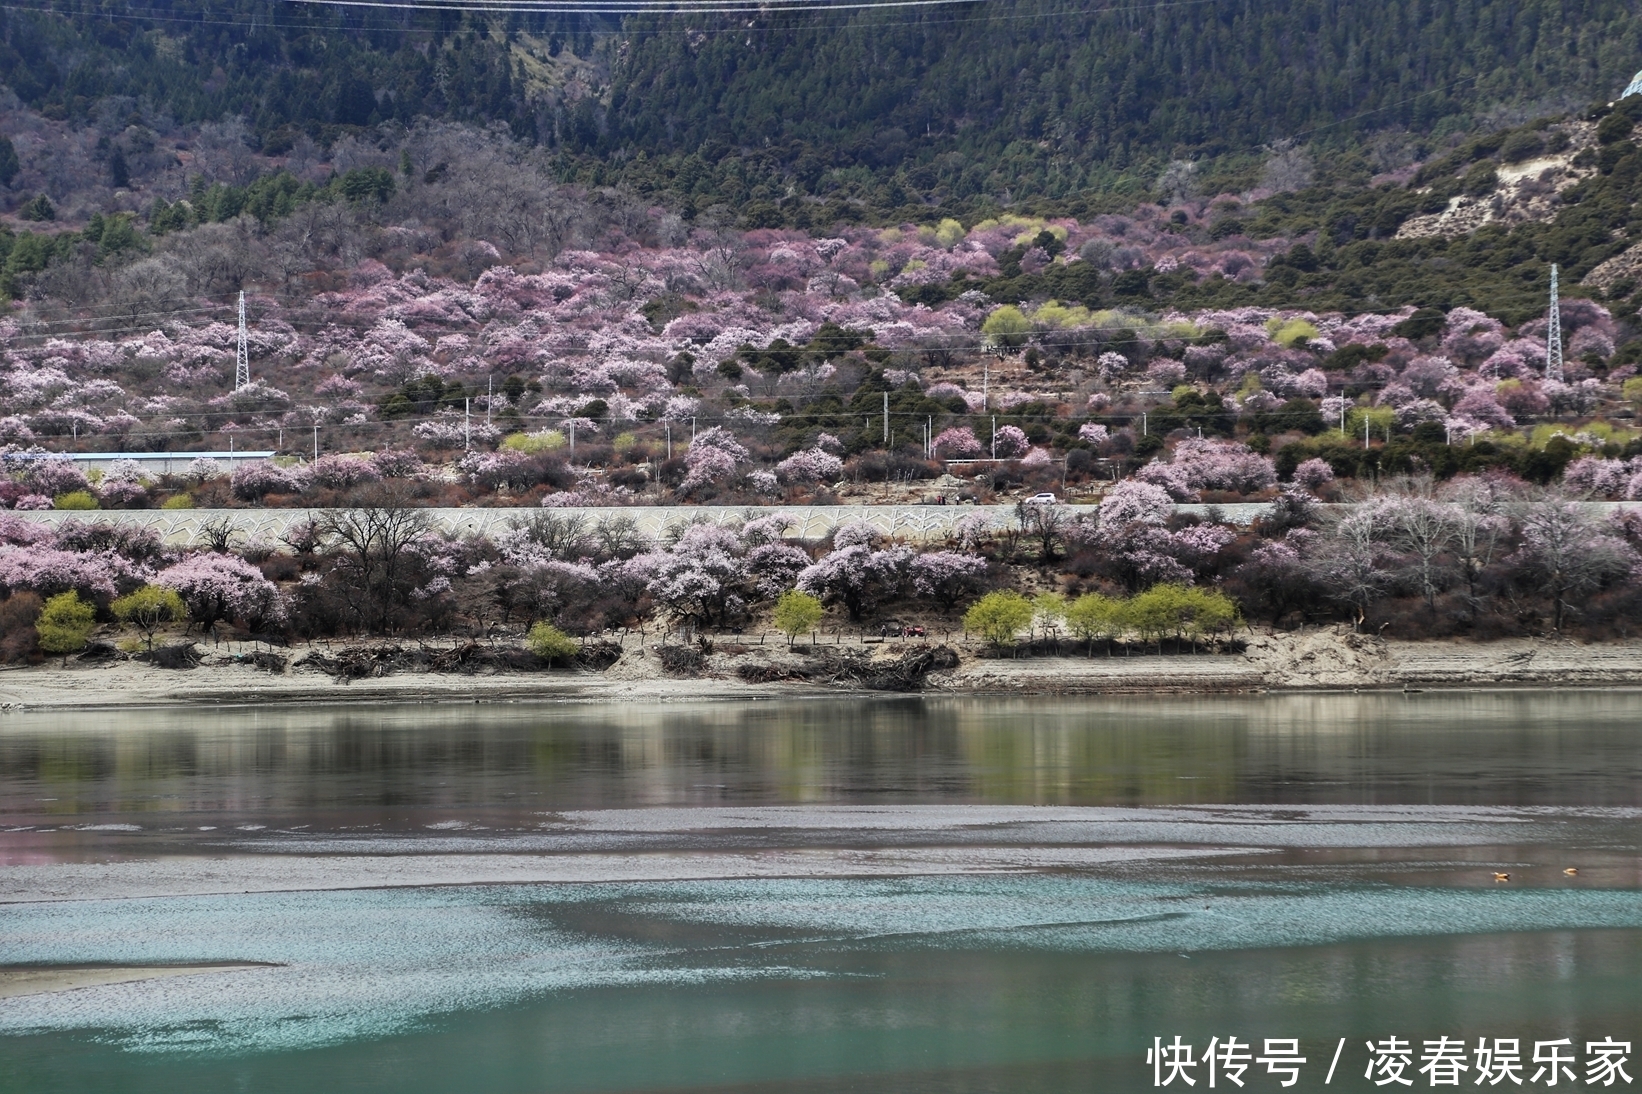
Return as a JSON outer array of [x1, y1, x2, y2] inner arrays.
[[313, 422, 319, 462], [234, 290, 250, 390], [569, 420, 575, 460], [1364, 415, 1370, 450], [991, 415, 997, 459], [982, 361, 989, 411], [464, 398, 471, 450], [665, 421, 672, 461], [883, 391, 889, 446], [1546, 263, 1564, 382]]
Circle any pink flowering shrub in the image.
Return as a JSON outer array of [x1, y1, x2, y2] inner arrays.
[[1563, 456, 1639, 498], [17, 456, 89, 497], [1143, 438, 1276, 496], [231, 460, 307, 501], [1135, 460, 1197, 501], [991, 426, 1030, 459], [1147, 359, 1187, 387], [680, 427, 748, 495], [908, 550, 989, 610], [308, 454, 382, 490], [98, 480, 150, 509], [155, 553, 282, 630], [776, 447, 845, 485], [1099, 480, 1175, 526], [0, 514, 53, 545], [1292, 457, 1336, 491], [0, 546, 128, 600], [796, 541, 912, 621], [1097, 351, 1130, 379], [931, 427, 983, 459], [372, 449, 424, 478], [1078, 423, 1109, 446], [459, 450, 547, 491], [1452, 387, 1515, 431]]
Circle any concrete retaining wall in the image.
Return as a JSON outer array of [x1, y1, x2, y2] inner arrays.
[[4, 502, 1275, 547]]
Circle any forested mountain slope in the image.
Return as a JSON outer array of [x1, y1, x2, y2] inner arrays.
[[4, 0, 1642, 214]]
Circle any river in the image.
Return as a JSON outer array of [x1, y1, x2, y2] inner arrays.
[[2, 691, 1640, 1092]]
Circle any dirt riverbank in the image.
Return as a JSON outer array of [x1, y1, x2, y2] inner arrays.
[[2, 630, 1641, 711]]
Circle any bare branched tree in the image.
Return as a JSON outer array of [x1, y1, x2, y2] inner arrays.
[[1511, 493, 1633, 632], [511, 510, 592, 560], [319, 492, 435, 633]]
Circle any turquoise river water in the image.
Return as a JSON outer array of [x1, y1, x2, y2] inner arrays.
[[1, 691, 1640, 1092]]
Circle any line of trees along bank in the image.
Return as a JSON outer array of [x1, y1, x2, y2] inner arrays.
[[1, 471, 1640, 665]]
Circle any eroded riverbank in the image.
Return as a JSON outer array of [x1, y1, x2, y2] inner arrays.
[[3, 631, 1642, 709]]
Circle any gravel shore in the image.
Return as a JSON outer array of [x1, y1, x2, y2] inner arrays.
[[2, 631, 1640, 710]]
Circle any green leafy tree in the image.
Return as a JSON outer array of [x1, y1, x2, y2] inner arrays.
[[1344, 406, 1396, 443], [53, 490, 99, 510], [1125, 585, 1241, 650], [0, 136, 19, 187], [112, 585, 189, 652], [1032, 592, 1066, 634], [963, 590, 1033, 648], [1065, 592, 1125, 652], [773, 589, 824, 647], [1125, 584, 1191, 648], [36, 592, 95, 663], [502, 431, 566, 454], [19, 194, 54, 222], [981, 305, 1031, 350], [1182, 587, 1240, 642], [526, 621, 580, 664]]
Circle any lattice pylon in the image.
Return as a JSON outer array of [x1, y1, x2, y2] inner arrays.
[[1546, 264, 1564, 383], [234, 290, 250, 390]]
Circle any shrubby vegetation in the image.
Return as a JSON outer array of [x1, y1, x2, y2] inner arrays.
[[3, 32, 1642, 656], [1, 471, 1640, 673]]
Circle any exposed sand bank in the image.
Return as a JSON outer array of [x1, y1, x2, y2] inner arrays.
[[0, 963, 276, 999], [0, 802, 1578, 906], [1, 631, 1640, 711]]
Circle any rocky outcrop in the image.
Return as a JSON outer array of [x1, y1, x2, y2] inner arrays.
[[1582, 242, 1642, 292], [1395, 123, 1596, 242]]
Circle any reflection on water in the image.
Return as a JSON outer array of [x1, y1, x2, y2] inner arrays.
[[2, 691, 1640, 1094], [5, 692, 1642, 836]]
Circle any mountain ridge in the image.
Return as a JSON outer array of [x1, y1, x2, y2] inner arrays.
[[5, 0, 1642, 215]]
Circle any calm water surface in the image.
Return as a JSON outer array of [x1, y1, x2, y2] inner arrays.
[[2, 691, 1640, 1093]]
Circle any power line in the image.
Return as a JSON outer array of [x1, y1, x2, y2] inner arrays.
[[0, 0, 1254, 38], [297, 0, 996, 11]]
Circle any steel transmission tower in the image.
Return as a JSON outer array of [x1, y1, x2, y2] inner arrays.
[[234, 290, 250, 390], [1546, 264, 1564, 383]]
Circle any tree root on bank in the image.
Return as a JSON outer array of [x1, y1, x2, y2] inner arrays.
[[801, 646, 961, 691], [292, 640, 621, 681]]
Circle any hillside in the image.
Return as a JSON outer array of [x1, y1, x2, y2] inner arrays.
[[4, 13, 1642, 647], [5, 0, 1642, 218]]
